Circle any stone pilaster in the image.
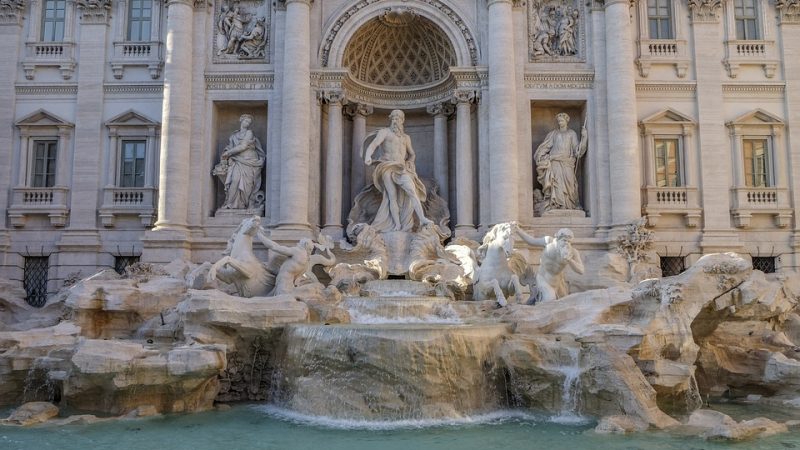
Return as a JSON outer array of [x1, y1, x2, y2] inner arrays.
[[153, 0, 195, 232], [453, 89, 477, 233], [777, 0, 800, 268], [487, 0, 519, 224], [603, 0, 641, 228], [346, 103, 373, 203], [0, 0, 24, 241], [689, 0, 739, 252], [427, 102, 453, 206], [322, 91, 345, 238], [277, 0, 313, 232]]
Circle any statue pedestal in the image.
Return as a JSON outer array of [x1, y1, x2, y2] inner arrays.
[[214, 207, 265, 221], [542, 209, 585, 218], [381, 231, 415, 276]]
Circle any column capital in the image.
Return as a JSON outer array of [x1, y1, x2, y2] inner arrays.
[[275, 0, 313, 10], [452, 89, 479, 105], [77, 0, 111, 24], [320, 90, 346, 106], [687, 0, 722, 23], [486, 0, 523, 8], [777, 0, 800, 25], [344, 103, 373, 118], [0, 0, 25, 26], [427, 102, 455, 117]]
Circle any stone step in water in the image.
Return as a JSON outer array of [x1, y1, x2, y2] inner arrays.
[[362, 280, 435, 297], [343, 296, 460, 324], [273, 323, 512, 420]]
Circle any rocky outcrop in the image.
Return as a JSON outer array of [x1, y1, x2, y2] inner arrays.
[[2, 401, 59, 426], [63, 274, 187, 339], [685, 409, 788, 441], [64, 339, 225, 415]]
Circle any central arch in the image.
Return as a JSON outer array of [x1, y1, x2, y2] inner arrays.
[[320, 1, 479, 69]]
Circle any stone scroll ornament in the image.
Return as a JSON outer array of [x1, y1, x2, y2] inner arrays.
[[529, 0, 581, 60], [215, 0, 267, 59]]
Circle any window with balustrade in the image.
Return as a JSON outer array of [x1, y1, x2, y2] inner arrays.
[[127, 0, 152, 41], [120, 140, 147, 188], [41, 0, 66, 42], [734, 0, 760, 40], [647, 0, 673, 40], [742, 138, 771, 188]]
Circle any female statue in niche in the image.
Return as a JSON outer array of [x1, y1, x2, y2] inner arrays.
[[218, 114, 265, 210], [534, 112, 588, 211]]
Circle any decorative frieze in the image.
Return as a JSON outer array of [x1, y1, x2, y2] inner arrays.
[[687, 0, 722, 23], [320, 0, 478, 67], [15, 84, 79, 96], [635, 82, 697, 99], [214, 0, 269, 63], [523, 71, 594, 90], [205, 73, 274, 90], [104, 83, 164, 95], [722, 83, 786, 99], [76, 0, 111, 24], [777, 0, 800, 25], [0, 0, 25, 25], [528, 0, 586, 63]]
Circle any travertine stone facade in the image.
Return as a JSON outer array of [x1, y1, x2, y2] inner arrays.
[[3, 0, 800, 296]]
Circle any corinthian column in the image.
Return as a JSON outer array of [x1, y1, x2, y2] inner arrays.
[[604, 0, 641, 226], [427, 102, 453, 204], [154, 0, 194, 231], [277, 0, 313, 230], [487, 0, 519, 224], [453, 89, 477, 233], [322, 91, 345, 237], [346, 103, 373, 201]]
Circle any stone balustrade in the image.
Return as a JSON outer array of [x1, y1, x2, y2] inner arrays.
[[99, 186, 157, 227], [731, 186, 792, 228], [22, 41, 76, 80], [636, 39, 689, 78], [642, 186, 702, 228], [8, 186, 70, 227], [724, 39, 778, 78], [111, 41, 163, 79]]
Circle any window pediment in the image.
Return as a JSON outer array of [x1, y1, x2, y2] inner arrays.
[[105, 110, 160, 127], [15, 109, 73, 128], [727, 109, 784, 128], [640, 108, 695, 126]]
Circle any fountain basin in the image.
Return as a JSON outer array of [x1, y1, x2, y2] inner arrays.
[[343, 296, 461, 324], [273, 323, 511, 420]]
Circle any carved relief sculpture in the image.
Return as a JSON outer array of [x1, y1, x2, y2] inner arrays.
[[777, 0, 800, 24], [687, 0, 723, 22], [529, 0, 581, 60], [213, 114, 265, 212], [534, 112, 588, 211], [0, 0, 25, 24], [215, 0, 267, 60], [515, 225, 584, 304]]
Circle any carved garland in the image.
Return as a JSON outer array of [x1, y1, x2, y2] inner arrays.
[[687, 0, 722, 23], [320, 0, 479, 67], [777, 0, 800, 24], [0, 0, 25, 25], [77, 0, 111, 24]]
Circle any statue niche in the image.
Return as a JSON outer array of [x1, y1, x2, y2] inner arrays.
[[213, 113, 266, 215], [533, 111, 588, 216]]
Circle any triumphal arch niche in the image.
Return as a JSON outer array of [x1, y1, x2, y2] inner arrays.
[[315, 3, 484, 239]]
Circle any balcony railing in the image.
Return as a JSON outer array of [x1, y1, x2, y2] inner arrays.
[[8, 186, 70, 227], [22, 41, 76, 80], [731, 187, 792, 228], [636, 39, 689, 78], [642, 186, 701, 227], [110, 41, 163, 79], [99, 187, 157, 227], [723, 40, 778, 78]]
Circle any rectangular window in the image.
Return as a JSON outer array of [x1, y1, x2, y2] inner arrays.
[[127, 0, 152, 42], [24, 256, 49, 307], [120, 140, 146, 187], [41, 0, 66, 42], [734, 0, 760, 40], [654, 138, 681, 187], [32, 140, 57, 188], [743, 138, 770, 187], [647, 0, 673, 39]]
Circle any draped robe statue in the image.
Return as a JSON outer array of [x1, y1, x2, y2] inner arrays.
[[220, 114, 264, 210], [534, 112, 588, 211]]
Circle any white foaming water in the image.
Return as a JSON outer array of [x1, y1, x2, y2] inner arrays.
[[254, 405, 561, 430], [549, 346, 589, 425]]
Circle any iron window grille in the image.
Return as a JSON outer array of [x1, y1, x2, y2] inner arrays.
[[114, 255, 141, 275], [660, 256, 685, 277], [752, 256, 776, 274], [23, 256, 49, 307]]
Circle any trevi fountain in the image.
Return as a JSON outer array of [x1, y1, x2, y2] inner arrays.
[[2, 110, 800, 449]]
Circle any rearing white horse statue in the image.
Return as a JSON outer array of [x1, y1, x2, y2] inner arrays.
[[472, 222, 529, 307], [207, 216, 274, 297]]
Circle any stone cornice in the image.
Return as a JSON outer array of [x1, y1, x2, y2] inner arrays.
[[0, 0, 25, 26], [205, 72, 274, 90], [777, 0, 800, 24], [687, 0, 722, 23], [635, 81, 696, 98], [523, 71, 594, 89], [77, 0, 111, 24], [722, 83, 785, 98], [104, 83, 164, 95], [16, 83, 79, 96]]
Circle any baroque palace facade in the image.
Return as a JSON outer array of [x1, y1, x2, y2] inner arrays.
[[1, 0, 800, 302]]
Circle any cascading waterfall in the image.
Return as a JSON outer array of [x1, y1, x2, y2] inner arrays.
[[551, 346, 584, 424]]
